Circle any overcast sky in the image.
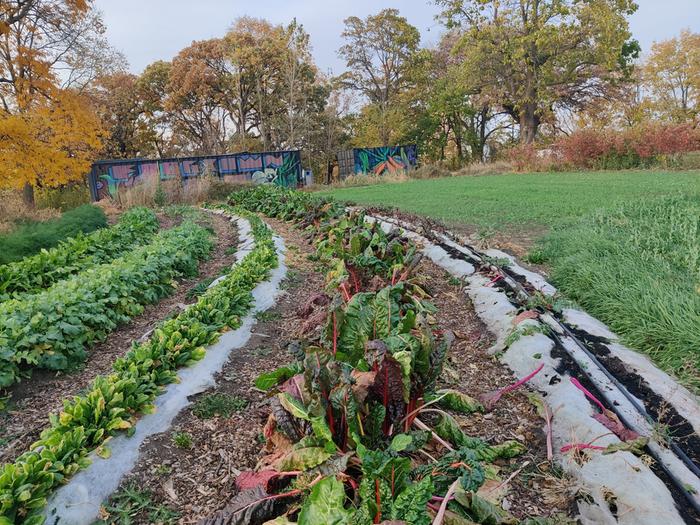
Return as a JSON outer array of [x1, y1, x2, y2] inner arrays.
[[94, 0, 700, 75]]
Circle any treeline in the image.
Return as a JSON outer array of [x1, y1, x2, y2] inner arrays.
[[1, 0, 699, 202], [91, 18, 347, 176]]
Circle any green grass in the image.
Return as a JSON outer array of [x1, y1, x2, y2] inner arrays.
[[323, 171, 700, 391], [322, 170, 700, 232], [172, 431, 194, 449], [192, 393, 248, 419], [95, 483, 179, 524], [539, 195, 700, 392], [0, 204, 107, 264]]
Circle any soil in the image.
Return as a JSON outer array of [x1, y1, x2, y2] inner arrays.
[[0, 211, 238, 463], [108, 217, 574, 524]]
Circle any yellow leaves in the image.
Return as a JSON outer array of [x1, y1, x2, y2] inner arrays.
[[0, 89, 103, 191]]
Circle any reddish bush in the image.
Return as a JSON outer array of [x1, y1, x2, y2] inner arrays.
[[554, 123, 700, 169], [556, 129, 610, 168]]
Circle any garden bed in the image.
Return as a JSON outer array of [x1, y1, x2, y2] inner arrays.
[[0, 211, 239, 464], [95, 211, 574, 524]]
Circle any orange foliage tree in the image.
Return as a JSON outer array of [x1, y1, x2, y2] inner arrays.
[[0, 0, 106, 201], [0, 90, 102, 190]]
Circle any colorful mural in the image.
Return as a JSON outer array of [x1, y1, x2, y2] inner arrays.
[[88, 150, 303, 201], [354, 145, 418, 176]]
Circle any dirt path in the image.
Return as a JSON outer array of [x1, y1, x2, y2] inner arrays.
[[0, 212, 238, 463], [105, 218, 574, 524]]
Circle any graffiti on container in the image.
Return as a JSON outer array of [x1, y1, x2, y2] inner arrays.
[[89, 150, 302, 201], [354, 145, 417, 176]]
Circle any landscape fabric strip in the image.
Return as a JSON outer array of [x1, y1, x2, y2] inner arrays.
[[0, 208, 278, 525], [0, 220, 213, 388], [0, 207, 159, 301]]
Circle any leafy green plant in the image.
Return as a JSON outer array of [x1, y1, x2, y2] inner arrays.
[[0, 207, 159, 300], [0, 208, 278, 523], [172, 431, 193, 449], [0, 220, 213, 387], [186, 277, 216, 300]]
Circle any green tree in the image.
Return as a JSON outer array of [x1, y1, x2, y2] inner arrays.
[[437, 0, 640, 143], [338, 9, 421, 146], [643, 29, 700, 123]]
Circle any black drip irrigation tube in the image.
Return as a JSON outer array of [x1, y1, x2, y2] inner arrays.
[[369, 212, 700, 517]]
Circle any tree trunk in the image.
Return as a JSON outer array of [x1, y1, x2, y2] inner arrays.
[[519, 103, 539, 144], [22, 183, 35, 208]]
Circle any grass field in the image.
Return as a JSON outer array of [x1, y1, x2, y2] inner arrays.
[[323, 170, 700, 391], [321, 170, 700, 232]]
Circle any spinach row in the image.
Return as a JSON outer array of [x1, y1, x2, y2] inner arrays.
[[0, 209, 277, 524], [0, 220, 213, 388], [0, 207, 159, 301]]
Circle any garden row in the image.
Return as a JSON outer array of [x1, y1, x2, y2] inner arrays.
[[0, 209, 278, 524], [0, 204, 107, 266], [0, 207, 159, 301], [208, 186, 556, 525], [0, 218, 211, 388]]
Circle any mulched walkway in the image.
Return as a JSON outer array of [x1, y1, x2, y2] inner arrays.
[[0, 211, 238, 463], [108, 217, 575, 524]]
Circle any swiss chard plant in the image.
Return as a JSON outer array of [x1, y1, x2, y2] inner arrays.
[[218, 186, 553, 525]]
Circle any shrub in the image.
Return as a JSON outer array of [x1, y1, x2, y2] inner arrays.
[[35, 183, 91, 211], [0, 204, 107, 264], [505, 123, 700, 171], [555, 124, 700, 170]]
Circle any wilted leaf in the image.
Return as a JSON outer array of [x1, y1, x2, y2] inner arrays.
[[236, 470, 280, 491], [432, 389, 484, 414], [593, 411, 640, 442], [276, 446, 332, 472], [199, 486, 292, 525]]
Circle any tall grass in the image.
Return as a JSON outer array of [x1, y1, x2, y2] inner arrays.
[[538, 195, 700, 392], [116, 174, 250, 208], [0, 191, 59, 233], [0, 204, 107, 264]]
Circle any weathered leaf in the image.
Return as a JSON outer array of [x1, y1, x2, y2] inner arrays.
[[198, 486, 292, 525], [236, 470, 280, 491], [277, 446, 332, 472], [453, 488, 517, 525], [432, 389, 484, 414], [297, 476, 352, 525]]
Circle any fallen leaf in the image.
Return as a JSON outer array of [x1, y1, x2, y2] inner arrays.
[[163, 478, 177, 502], [513, 310, 539, 326]]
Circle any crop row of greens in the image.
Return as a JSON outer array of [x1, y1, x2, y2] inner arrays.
[[222, 186, 551, 525], [0, 220, 212, 388], [0, 208, 278, 524], [0, 207, 159, 301]]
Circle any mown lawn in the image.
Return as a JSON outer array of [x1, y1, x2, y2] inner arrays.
[[322, 170, 700, 392], [321, 170, 700, 231]]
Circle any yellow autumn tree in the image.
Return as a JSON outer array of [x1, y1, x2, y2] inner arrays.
[[0, 90, 102, 190], [0, 0, 105, 200]]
